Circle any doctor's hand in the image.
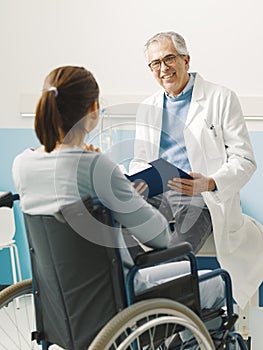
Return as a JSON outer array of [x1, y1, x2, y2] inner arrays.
[[167, 172, 216, 196]]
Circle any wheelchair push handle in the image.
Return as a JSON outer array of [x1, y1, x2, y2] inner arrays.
[[0, 191, 19, 208]]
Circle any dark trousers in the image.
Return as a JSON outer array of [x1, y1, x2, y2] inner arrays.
[[147, 193, 213, 254], [123, 192, 213, 259]]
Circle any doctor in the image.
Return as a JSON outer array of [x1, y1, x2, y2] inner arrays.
[[130, 31, 263, 308]]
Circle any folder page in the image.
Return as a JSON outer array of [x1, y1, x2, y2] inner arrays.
[[126, 158, 192, 198]]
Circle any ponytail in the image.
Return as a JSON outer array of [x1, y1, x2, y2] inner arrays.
[[35, 90, 62, 152], [34, 66, 99, 152]]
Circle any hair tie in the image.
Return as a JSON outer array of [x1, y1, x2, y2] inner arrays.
[[48, 86, 58, 97]]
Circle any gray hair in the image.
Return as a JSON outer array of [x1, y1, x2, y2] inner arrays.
[[144, 31, 189, 55]]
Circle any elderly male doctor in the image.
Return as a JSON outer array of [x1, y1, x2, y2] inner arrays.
[[129, 31, 263, 309]]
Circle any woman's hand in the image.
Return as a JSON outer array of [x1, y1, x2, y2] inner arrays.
[[131, 181, 148, 197], [167, 172, 216, 196], [83, 144, 101, 152]]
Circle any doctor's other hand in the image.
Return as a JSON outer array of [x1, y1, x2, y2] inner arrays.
[[167, 172, 216, 196], [131, 181, 148, 197]]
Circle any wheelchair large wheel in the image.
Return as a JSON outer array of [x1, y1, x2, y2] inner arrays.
[[0, 279, 42, 350], [89, 298, 215, 350]]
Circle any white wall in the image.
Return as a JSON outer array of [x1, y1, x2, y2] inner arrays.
[[1, 0, 263, 127]]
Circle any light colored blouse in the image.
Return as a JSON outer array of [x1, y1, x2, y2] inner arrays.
[[12, 147, 172, 289]]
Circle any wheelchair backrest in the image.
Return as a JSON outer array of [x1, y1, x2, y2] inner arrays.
[[23, 196, 126, 350]]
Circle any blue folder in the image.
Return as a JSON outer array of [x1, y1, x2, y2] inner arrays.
[[126, 158, 192, 198]]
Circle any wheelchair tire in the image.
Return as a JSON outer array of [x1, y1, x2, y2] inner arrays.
[[0, 279, 42, 350], [89, 297, 215, 350]]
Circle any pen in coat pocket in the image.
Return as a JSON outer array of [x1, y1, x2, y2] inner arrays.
[[204, 119, 217, 137]]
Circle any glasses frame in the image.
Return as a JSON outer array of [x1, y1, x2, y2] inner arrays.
[[148, 54, 185, 71]]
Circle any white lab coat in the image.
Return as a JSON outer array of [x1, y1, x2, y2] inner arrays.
[[130, 73, 263, 309]]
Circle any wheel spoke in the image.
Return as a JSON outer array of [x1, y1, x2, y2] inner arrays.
[[0, 280, 41, 350]]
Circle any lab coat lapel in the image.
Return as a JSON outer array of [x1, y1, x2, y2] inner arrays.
[[151, 91, 164, 151], [185, 74, 205, 127]]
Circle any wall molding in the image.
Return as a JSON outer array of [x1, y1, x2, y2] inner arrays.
[[19, 94, 263, 131], [20, 94, 263, 117]]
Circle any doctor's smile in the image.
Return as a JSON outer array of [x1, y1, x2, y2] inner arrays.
[[146, 37, 190, 97], [161, 72, 176, 80]]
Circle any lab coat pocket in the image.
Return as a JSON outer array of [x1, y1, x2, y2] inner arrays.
[[201, 125, 225, 160]]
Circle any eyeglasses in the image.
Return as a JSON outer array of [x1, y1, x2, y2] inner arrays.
[[148, 54, 185, 71]]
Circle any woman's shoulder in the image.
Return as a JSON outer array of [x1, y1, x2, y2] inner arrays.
[[13, 148, 36, 162], [87, 151, 122, 173]]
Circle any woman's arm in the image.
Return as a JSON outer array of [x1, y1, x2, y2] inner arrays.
[[91, 154, 171, 249]]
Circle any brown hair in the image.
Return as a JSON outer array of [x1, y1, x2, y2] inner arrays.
[[35, 66, 99, 152]]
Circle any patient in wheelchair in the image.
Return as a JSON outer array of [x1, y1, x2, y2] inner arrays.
[[12, 66, 225, 321]]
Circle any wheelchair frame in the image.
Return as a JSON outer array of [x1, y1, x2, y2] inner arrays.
[[0, 192, 249, 349]]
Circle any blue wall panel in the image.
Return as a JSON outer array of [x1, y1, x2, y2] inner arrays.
[[0, 129, 40, 283], [240, 132, 263, 224]]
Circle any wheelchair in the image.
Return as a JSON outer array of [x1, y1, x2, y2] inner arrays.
[[0, 191, 249, 350]]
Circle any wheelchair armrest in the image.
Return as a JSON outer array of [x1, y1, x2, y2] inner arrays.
[[126, 242, 200, 309], [198, 268, 234, 316], [134, 242, 193, 267], [0, 192, 19, 208]]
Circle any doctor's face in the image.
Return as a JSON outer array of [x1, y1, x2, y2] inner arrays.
[[146, 38, 190, 97]]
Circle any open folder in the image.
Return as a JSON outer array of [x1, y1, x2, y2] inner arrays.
[[125, 158, 192, 198]]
